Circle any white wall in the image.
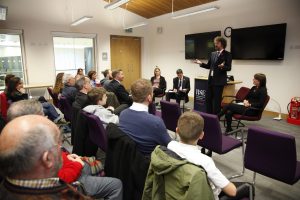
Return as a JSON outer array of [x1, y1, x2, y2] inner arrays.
[[142, 0, 300, 114], [0, 0, 147, 84]]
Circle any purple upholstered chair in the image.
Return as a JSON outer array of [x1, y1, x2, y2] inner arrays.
[[160, 100, 181, 132], [59, 96, 72, 122], [82, 111, 108, 152], [148, 102, 161, 118], [232, 95, 270, 129], [195, 111, 245, 178], [245, 126, 300, 185]]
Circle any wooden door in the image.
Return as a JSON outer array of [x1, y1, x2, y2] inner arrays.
[[110, 35, 141, 89]]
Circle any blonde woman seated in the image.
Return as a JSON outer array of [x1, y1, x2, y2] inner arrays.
[[83, 87, 119, 126]]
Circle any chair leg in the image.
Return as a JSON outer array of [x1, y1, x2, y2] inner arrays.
[[229, 129, 245, 179], [252, 172, 257, 186]]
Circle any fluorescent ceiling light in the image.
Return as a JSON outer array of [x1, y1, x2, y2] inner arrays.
[[71, 16, 93, 26], [172, 6, 219, 19], [124, 22, 147, 30], [104, 0, 129, 10], [0, 6, 8, 20]]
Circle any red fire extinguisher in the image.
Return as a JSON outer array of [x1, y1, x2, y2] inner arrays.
[[287, 97, 300, 125]]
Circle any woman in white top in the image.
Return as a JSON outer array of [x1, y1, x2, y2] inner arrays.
[[83, 87, 119, 125]]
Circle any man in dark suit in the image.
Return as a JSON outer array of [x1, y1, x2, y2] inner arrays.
[[194, 36, 232, 114], [106, 69, 133, 115], [166, 69, 190, 104]]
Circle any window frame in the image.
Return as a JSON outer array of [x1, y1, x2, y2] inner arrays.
[[0, 29, 28, 88], [51, 32, 98, 76]]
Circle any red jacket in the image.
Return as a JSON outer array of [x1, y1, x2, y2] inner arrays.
[[58, 152, 83, 183]]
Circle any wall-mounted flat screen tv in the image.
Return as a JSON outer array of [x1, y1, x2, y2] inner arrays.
[[231, 23, 287, 60], [185, 31, 221, 59]]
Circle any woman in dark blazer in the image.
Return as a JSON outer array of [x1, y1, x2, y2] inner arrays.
[[150, 67, 166, 99], [218, 73, 268, 132]]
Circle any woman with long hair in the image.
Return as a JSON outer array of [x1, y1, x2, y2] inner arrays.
[[150, 67, 166, 100], [53, 72, 64, 95], [218, 73, 268, 132], [6, 77, 65, 123]]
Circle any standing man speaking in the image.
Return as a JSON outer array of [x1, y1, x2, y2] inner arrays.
[[194, 36, 232, 114]]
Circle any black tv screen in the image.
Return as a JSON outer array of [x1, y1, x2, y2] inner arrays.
[[185, 31, 221, 59], [231, 23, 287, 60]]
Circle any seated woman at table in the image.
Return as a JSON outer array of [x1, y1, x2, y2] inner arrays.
[[218, 73, 268, 132], [6, 77, 65, 123], [150, 67, 166, 101]]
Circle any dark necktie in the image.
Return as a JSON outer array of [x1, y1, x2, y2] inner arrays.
[[179, 79, 182, 88]]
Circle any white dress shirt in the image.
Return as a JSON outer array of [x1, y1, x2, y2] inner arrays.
[[130, 102, 148, 112], [168, 141, 230, 200]]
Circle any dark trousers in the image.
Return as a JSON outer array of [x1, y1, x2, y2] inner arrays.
[[223, 103, 257, 129], [166, 91, 186, 104], [153, 88, 164, 101], [206, 85, 224, 114], [42, 102, 60, 121], [219, 182, 254, 200]]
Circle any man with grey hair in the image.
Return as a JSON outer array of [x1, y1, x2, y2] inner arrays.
[[62, 73, 78, 103], [7, 99, 44, 122], [73, 76, 92, 109], [5, 99, 123, 200], [0, 115, 91, 199]]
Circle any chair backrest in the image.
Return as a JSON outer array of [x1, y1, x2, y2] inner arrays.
[[82, 111, 108, 152], [255, 95, 270, 120], [245, 126, 298, 185], [148, 102, 156, 115], [59, 96, 72, 121], [195, 111, 223, 153], [47, 87, 59, 108], [236, 87, 250, 101], [0, 92, 8, 119], [160, 100, 181, 132]]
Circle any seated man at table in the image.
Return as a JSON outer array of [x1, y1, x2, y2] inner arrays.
[[119, 79, 172, 156], [166, 69, 190, 104]]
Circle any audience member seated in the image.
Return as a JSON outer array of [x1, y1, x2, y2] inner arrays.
[[4, 74, 15, 92], [119, 79, 172, 156], [0, 115, 91, 199], [150, 66, 166, 101], [84, 87, 119, 126], [100, 69, 113, 88], [142, 145, 214, 200], [168, 111, 253, 200], [218, 73, 268, 132], [106, 69, 133, 114], [6, 77, 64, 123], [73, 77, 92, 109], [53, 72, 64, 96], [88, 70, 97, 87], [166, 69, 190, 104], [75, 68, 85, 80], [62, 73, 78, 103], [6, 99, 123, 200]]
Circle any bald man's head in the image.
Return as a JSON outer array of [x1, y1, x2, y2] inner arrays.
[[0, 115, 62, 179]]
